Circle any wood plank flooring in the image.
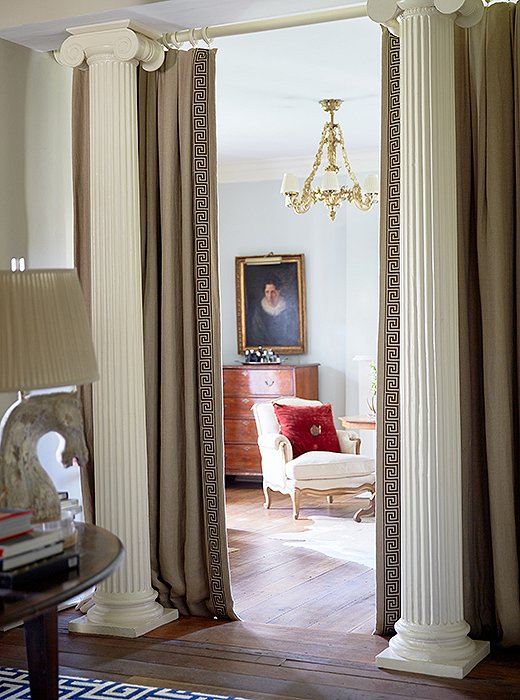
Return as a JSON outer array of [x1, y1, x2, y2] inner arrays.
[[225, 478, 376, 634], [1, 612, 519, 699], [1, 481, 519, 699]]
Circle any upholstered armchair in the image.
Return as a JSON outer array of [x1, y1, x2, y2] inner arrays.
[[252, 397, 376, 520]]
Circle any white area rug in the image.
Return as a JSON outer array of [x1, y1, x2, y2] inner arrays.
[[270, 515, 375, 570]]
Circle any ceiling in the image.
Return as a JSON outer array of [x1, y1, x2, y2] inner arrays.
[[0, 1, 382, 179]]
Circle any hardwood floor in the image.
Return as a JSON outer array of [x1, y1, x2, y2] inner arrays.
[[225, 479, 376, 634], [1, 611, 520, 699], [1, 482, 519, 698]]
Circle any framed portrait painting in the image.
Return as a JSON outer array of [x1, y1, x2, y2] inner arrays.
[[235, 253, 307, 354]]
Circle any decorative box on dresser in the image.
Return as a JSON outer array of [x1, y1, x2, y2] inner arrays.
[[222, 363, 319, 477]]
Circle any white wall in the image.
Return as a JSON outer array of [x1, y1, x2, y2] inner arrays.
[[218, 178, 379, 420], [0, 37, 74, 475], [0, 39, 30, 267], [0, 39, 72, 271], [25, 51, 73, 267]]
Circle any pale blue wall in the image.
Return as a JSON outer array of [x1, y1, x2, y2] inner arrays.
[[218, 178, 379, 419], [344, 203, 380, 415]]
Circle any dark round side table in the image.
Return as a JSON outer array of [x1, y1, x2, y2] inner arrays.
[[0, 522, 124, 699]]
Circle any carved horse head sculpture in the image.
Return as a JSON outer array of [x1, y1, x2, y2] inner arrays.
[[0, 391, 89, 523]]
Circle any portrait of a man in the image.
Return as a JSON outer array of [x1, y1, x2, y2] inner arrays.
[[235, 254, 306, 354]]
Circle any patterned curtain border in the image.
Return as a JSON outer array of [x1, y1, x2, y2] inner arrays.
[[376, 32, 401, 636], [192, 48, 229, 619]]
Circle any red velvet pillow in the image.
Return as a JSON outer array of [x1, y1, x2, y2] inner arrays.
[[273, 403, 341, 458]]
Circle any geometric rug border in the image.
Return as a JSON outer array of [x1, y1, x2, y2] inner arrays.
[[0, 667, 250, 699]]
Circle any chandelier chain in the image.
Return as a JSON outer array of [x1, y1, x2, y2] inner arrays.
[[301, 123, 329, 198], [326, 124, 339, 173], [337, 124, 360, 187]]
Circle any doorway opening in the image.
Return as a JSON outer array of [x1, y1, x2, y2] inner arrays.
[[216, 13, 381, 630]]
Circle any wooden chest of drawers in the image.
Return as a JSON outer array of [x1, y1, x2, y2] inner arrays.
[[222, 364, 319, 477]]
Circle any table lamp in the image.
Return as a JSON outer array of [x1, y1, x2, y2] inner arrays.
[[0, 268, 99, 522]]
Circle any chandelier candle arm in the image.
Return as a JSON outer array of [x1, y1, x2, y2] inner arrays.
[[364, 173, 379, 195], [280, 173, 299, 195], [280, 99, 378, 221]]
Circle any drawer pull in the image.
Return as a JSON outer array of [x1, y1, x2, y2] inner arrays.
[[265, 378, 275, 387]]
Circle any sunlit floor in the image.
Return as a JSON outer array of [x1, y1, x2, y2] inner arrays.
[[224, 478, 376, 634]]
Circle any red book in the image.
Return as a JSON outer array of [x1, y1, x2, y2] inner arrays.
[[0, 509, 33, 542]]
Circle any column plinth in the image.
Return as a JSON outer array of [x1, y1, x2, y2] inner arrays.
[[57, 22, 177, 638], [367, 0, 488, 678]]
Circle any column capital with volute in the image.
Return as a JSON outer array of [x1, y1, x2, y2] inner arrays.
[[367, 0, 483, 33], [54, 16, 176, 637], [55, 20, 165, 71]]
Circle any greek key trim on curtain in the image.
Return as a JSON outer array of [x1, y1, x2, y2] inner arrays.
[[375, 29, 401, 637], [192, 50, 231, 616]]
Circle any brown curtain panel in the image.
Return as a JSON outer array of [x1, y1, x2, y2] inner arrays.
[[138, 48, 236, 619], [456, 3, 520, 646], [72, 68, 95, 525]]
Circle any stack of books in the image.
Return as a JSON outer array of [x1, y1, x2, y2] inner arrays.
[[59, 491, 83, 517], [0, 508, 79, 588]]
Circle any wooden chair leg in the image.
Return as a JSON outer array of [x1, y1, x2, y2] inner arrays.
[[327, 495, 334, 504], [354, 491, 376, 522], [291, 490, 300, 519], [263, 484, 272, 510]]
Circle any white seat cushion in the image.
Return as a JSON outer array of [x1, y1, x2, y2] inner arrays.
[[285, 451, 375, 481]]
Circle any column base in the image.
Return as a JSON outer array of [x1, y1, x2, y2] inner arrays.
[[68, 607, 178, 638], [376, 639, 490, 679]]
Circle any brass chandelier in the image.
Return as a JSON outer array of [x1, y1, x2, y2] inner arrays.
[[280, 99, 378, 222]]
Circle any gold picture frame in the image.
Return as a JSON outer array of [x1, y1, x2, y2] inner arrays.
[[235, 253, 307, 354]]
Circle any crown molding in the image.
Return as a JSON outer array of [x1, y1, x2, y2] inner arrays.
[[217, 148, 380, 184]]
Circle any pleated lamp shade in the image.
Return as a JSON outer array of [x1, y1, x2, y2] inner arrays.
[[0, 269, 99, 392]]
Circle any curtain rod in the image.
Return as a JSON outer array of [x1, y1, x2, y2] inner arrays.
[[163, 4, 368, 48]]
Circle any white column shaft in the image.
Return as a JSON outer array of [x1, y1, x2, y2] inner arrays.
[[400, 7, 461, 628], [89, 55, 148, 596], [57, 22, 177, 637], [367, 0, 489, 678]]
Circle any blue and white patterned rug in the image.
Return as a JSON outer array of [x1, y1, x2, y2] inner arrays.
[[0, 668, 249, 699]]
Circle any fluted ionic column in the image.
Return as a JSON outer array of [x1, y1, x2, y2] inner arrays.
[[368, 0, 488, 678], [56, 21, 178, 637]]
